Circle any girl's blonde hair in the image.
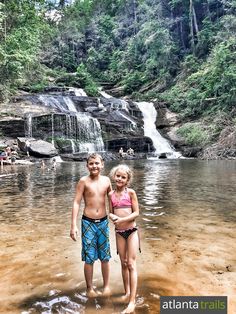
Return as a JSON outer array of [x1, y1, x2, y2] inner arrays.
[[109, 164, 133, 184]]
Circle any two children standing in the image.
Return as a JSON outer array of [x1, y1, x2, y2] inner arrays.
[[70, 153, 140, 314]]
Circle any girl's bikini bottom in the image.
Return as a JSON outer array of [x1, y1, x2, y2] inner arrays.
[[115, 227, 141, 253]]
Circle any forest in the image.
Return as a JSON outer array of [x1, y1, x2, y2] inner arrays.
[[0, 0, 235, 149]]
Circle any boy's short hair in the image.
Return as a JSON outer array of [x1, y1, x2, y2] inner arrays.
[[86, 153, 104, 163]]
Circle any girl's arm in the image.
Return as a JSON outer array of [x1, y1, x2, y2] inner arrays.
[[108, 191, 119, 222]]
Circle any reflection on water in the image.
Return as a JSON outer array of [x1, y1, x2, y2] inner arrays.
[[0, 159, 236, 313]]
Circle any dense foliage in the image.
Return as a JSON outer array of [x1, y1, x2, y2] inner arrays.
[[0, 0, 235, 121]]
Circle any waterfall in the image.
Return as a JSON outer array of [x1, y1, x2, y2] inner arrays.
[[27, 95, 105, 153], [63, 96, 77, 112], [25, 113, 33, 138], [51, 113, 55, 146], [75, 113, 104, 152], [137, 101, 181, 158], [38, 95, 68, 112], [69, 139, 76, 154]]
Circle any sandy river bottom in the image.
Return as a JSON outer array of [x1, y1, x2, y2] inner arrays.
[[0, 208, 235, 314]]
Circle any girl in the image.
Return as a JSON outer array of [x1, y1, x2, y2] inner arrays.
[[108, 164, 140, 314]]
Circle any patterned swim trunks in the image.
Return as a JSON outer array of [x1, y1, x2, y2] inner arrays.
[[81, 215, 111, 264]]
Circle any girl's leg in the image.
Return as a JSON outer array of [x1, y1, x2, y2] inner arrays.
[[122, 231, 139, 313], [116, 234, 130, 297]]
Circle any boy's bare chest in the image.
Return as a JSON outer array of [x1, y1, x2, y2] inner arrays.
[[85, 182, 107, 197]]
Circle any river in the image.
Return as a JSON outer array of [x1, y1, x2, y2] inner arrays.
[[0, 159, 236, 313]]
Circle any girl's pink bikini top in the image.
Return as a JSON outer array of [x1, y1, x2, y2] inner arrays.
[[111, 189, 132, 209]]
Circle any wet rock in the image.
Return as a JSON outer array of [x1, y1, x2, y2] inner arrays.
[[105, 136, 155, 153], [0, 118, 25, 138], [17, 137, 58, 157], [158, 153, 167, 159], [182, 146, 202, 158], [155, 103, 180, 128]]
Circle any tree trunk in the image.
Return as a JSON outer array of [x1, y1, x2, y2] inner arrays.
[[132, 0, 137, 35], [189, 0, 195, 53], [179, 19, 186, 51], [205, 0, 212, 20], [192, 3, 199, 34]]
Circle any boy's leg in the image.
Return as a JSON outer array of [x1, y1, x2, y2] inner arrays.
[[101, 260, 111, 295], [84, 263, 98, 297], [81, 219, 98, 297], [97, 218, 111, 295]]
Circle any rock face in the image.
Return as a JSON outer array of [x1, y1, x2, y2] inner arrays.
[[0, 89, 209, 159], [105, 136, 155, 153], [0, 117, 25, 138], [155, 102, 179, 128], [153, 102, 187, 151], [0, 89, 152, 156], [200, 127, 236, 159]]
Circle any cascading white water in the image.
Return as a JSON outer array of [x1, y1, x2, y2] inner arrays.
[[25, 114, 33, 138], [30, 95, 105, 153], [137, 101, 181, 158], [63, 97, 104, 151], [76, 113, 104, 152], [38, 95, 67, 112]]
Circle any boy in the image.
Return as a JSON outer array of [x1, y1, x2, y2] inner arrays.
[[70, 153, 112, 297]]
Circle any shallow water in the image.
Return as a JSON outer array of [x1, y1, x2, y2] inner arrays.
[[0, 159, 236, 313]]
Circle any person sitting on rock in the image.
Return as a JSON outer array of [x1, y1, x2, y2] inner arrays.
[[127, 147, 134, 156], [119, 147, 124, 158], [5, 146, 11, 160]]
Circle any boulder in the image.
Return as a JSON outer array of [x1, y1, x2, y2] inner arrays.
[[17, 137, 58, 157]]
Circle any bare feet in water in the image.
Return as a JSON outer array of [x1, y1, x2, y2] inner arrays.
[[102, 286, 111, 297], [121, 301, 136, 314], [114, 293, 130, 303], [86, 289, 99, 298]]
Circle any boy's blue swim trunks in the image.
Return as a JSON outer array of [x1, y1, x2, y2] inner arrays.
[[81, 215, 111, 264]]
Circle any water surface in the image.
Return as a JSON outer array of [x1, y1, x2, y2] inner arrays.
[[0, 159, 236, 313]]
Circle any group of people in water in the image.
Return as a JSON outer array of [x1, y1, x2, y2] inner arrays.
[[0, 143, 19, 167], [70, 153, 140, 314], [40, 158, 57, 171], [0, 140, 59, 172], [0, 140, 32, 167], [119, 147, 135, 158]]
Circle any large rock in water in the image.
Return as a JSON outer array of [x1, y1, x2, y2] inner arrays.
[[17, 137, 58, 157]]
